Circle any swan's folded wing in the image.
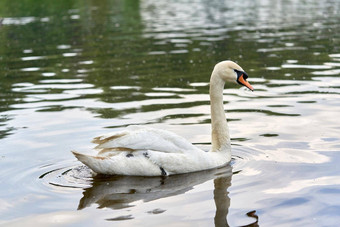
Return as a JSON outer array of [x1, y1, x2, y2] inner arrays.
[[93, 125, 200, 154]]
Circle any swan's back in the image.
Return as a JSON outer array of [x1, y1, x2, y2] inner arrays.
[[93, 125, 201, 154]]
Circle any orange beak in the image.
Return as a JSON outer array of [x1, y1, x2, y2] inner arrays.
[[238, 74, 254, 91]]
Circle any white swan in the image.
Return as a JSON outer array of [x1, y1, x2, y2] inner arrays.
[[72, 60, 253, 176]]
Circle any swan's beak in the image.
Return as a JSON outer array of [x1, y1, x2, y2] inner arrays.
[[237, 74, 254, 91]]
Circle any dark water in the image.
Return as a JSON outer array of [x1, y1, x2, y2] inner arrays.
[[1, 0, 340, 226]]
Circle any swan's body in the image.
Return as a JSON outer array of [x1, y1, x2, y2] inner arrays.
[[72, 61, 253, 176]]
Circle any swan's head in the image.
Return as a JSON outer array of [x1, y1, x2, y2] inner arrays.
[[213, 60, 254, 91]]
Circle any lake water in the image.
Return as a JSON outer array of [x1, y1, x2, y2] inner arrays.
[[1, 0, 340, 226]]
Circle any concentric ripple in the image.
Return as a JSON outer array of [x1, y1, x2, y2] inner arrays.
[[39, 164, 93, 189]]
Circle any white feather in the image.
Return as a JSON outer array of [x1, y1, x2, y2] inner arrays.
[[95, 125, 200, 153]]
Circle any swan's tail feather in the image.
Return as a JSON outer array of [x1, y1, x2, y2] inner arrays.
[[72, 151, 108, 174]]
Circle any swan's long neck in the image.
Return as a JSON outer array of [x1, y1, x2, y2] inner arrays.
[[209, 70, 231, 152]]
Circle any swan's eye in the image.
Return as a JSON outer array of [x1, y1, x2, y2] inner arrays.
[[234, 69, 247, 80], [234, 69, 249, 80]]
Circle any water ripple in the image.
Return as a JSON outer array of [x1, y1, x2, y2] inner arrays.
[[39, 165, 93, 189]]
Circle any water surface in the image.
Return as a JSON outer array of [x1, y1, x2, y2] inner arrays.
[[1, 0, 340, 226]]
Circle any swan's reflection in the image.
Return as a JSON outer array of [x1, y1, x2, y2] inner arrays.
[[78, 165, 237, 225]]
